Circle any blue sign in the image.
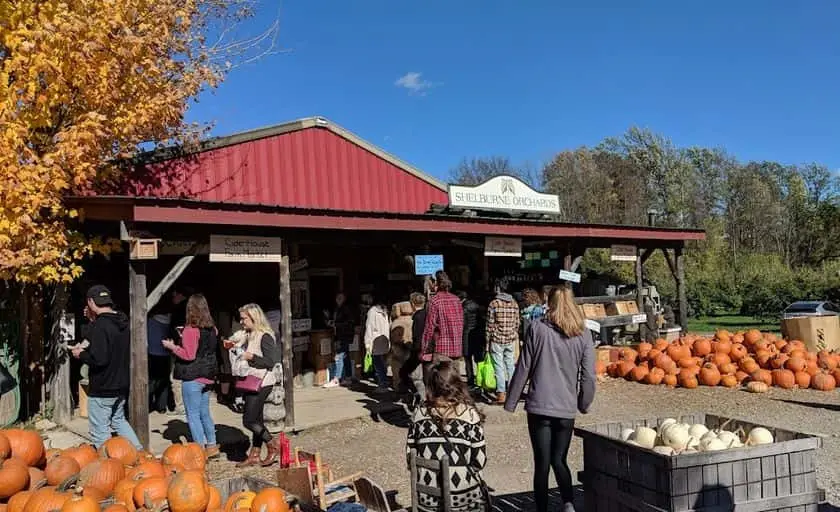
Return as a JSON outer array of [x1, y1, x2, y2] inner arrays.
[[415, 254, 444, 276]]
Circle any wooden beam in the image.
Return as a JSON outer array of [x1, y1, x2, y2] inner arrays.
[[676, 246, 688, 332], [639, 248, 653, 265], [279, 255, 295, 429], [662, 248, 677, 281], [129, 262, 150, 448], [146, 255, 196, 311]]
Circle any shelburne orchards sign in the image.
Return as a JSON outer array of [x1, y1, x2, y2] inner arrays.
[[448, 176, 561, 215]]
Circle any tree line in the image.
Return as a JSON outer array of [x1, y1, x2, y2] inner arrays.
[[450, 127, 840, 319]]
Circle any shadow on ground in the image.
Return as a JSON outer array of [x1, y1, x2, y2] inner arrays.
[[490, 486, 584, 512], [774, 399, 840, 413], [154, 419, 251, 461]]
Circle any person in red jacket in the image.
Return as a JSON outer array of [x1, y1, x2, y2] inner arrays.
[[421, 271, 464, 372]]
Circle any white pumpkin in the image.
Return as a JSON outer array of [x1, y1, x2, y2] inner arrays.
[[652, 446, 675, 456], [746, 427, 774, 446], [701, 438, 727, 451], [630, 427, 658, 449], [620, 428, 635, 441], [661, 424, 690, 450], [688, 424, 709, 438], [716, 430, 740, 447], [700, 431, 719, 444], [687, 436, 701, 449], [659, 418, 677, 430]]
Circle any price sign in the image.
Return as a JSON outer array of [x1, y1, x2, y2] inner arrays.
[[631, 314, 648, 324]]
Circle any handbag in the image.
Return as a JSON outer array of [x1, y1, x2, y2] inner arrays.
[[438, 421, 492, 510], [235, 375, 264, 392], [0, 362, 16, 396]]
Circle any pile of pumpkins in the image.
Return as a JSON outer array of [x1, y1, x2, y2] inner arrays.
[[620, 418, 775, 456], [601, 329, 840, 392], [0, 430, 291, 512]]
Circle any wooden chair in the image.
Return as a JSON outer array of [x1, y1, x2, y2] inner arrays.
[[293, 448, 362, 508], [409, 448, 451, 512], [354, 477, 407, 512]]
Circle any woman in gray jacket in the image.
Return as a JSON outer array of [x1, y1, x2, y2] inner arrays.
[[504, 284, 596, 512]]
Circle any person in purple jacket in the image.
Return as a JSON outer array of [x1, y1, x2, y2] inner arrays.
[[504, 284, 596, 512]]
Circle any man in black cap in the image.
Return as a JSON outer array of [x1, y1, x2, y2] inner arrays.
[[71, 285, 143, 449]]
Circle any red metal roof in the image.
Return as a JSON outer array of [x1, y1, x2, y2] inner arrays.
[[114, 117, 448, 215]]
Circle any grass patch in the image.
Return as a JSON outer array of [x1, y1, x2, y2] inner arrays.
[[687, 314, 780, 334]]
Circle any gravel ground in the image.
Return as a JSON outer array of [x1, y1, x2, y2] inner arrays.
[[208, 379, 840, 507]]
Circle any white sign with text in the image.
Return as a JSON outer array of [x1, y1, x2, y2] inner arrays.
[[209, 235, 283, 263], [449, 176, 560, 214]]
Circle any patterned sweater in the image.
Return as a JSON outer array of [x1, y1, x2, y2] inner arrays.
[[406, 405, 487, 512]]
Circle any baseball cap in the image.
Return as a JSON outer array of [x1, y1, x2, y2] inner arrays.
[[86, 285, 115, 307]]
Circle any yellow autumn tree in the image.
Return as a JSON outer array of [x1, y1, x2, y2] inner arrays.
[[0, 0, 278, 283]]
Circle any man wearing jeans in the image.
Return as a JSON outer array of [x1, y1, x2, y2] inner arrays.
[[486, 281, 520, 405], [71, 285, 143, 450]]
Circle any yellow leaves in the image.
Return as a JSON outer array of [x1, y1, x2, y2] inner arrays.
[[1, 0, 230, 284]]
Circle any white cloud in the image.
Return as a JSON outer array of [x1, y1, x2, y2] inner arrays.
[[394, 72, 439, 95]]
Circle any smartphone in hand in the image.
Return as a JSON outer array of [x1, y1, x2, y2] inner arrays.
[[223, 339, 235, 349]]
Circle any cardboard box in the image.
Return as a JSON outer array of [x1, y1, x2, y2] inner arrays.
[[781, 315, 840, 352]]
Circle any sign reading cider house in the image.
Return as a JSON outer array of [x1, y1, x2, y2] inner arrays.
[[448, 176, 561, 214], [209, 235, 283, 263]]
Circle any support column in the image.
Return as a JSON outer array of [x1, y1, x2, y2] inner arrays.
[[634, 248, 644, 310], [279, 256, 295, 429], [129, 262, 149, 448], [676, 246, 688, 333]]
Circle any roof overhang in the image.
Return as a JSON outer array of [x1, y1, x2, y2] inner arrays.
[[68, 196, 706, 244]]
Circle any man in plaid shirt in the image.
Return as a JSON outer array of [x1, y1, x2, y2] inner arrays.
[[421, 271, 464, 369], [487, 280, 520, 404]]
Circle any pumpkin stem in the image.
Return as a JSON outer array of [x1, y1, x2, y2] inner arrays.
[[58, 474, 79, 492]]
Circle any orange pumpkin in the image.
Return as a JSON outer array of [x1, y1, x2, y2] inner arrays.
[[619, 348, 638, 364], [100, 437, 138, 466], [616, 361, 635, 379], [2, 430, 45, 467], [720, 374, 738, 388], [8, 491, 33, 512], [663, 374, 678, 387], [817, 351, 838, 371], [666, 344, 690, 364], [744, 329, 762, 345], [729, 344, 748, 361], [113, 479, 140, 512], [692, 339, 711, 357], [772, 369, 795, 389], [637, 342, 653, 357], [794, 371, 811, 389], [770, 354, 789, 370], [23, 488, 71, 512], [755, 351, 773, 368], [224, 492, 256, 512], [0, 462, 31, 498], [629, 365, 649, 382], [79, 459, 125, 495], [812, 372, 837, 391], [126, 461, 166, 481], [644, 367, 665, 385], [698, 363, 721, 386], [64, 446, 98, 470], [718, 362, 737, 375], [168, 470, 210, 512], [715, 330, 731, 343], [679, 374, 698, 389], [709, 353, 731, 367], [80, 487, 105, 503], [712, 340, 732, 355], [45, 456, 81, 487], [646, 348, 662, 362], [60, 494, 100, 512], [785, 357, 806, 373], [594, 360, 606, 376], [133, 477, 169, 508], [207, 486, 222, 511], [0, 433, 11, 461], [806, 360, 820, 377], [162, 443, 206, 472], [751, 369, 772, 386], [250, 488, 289, 512], [735, 370, 750, 383]]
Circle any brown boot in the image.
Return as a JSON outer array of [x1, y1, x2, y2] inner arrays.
[[205, 444, 221, 460], [236, 447, 261, 468], [261, 438, 279, 467], [495, 392, 506, 405]]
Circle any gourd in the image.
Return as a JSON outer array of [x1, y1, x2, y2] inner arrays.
[[688, 424, 708, 439], [746, 381, 769, 393], [629, 427, 657, 449], [746, 427, 774, 446]]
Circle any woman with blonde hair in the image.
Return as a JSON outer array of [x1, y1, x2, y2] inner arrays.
[[227, 303, 282, 467], [504, 284, 596, 512]]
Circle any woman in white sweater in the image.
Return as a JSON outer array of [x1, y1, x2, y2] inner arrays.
[[364, 295, 391, 393]]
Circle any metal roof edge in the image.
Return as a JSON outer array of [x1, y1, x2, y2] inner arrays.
[[134, 116, 448, 193]]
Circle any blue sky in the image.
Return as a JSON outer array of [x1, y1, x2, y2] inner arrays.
[[187, 0, 840, 181]]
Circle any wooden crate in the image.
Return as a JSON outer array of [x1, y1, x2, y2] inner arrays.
[[580, 303, 607, 319], [606, 300, 640, 316], [575, 413, 824, 512]]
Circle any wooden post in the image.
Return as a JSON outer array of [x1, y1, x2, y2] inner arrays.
[[634, 248, 644, 311], [279, 256, 295, 428], [129, 262, 150, 448], [676, 246, 688, 333], [49, 285, 72, 424]]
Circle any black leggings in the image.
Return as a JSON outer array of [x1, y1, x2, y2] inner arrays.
[[243, 386, 273, 448], [527, 414, 575, 512]]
